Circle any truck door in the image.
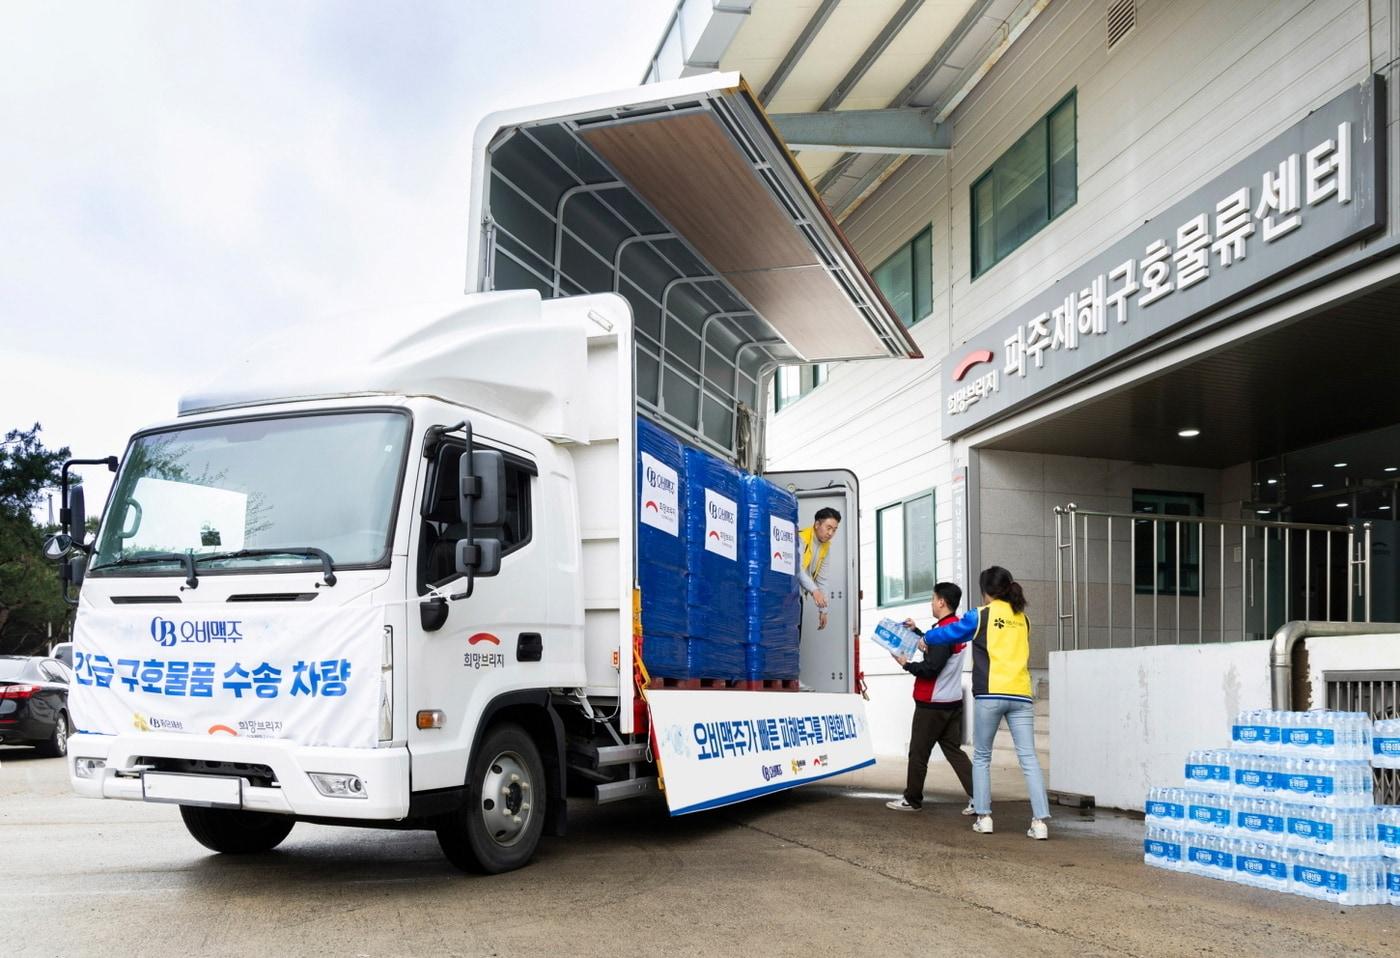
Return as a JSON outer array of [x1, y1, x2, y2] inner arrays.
[[762, 468, 859, 693], [404, 430, 553, 793]]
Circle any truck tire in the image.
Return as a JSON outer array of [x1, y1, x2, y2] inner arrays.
[[37, 711, 69, 758], [179, 805, 295, 854], [436, 722, 545, 874]]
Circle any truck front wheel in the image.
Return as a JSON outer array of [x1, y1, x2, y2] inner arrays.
[[179, 806, 295, 854], [436, 722, 545, 874]]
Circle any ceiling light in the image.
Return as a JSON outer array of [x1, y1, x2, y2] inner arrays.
[[1311, 483, 1324, 489], [1334, 462, 1348, 468], [1178, 428, 1200, 438], [1256, 509, 1271, 515], [1266, 479, 1277, 485], [1386, 467, 1397, 473], [1336, 502, 1349, 508], [1382, 506, 1392, 511]]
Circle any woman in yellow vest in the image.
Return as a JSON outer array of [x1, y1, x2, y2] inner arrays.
[[797, 508, 841, 630], [921, 565, 1050, 840]]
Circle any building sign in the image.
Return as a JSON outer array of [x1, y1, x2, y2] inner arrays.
[[941, 77, 1386, 435]]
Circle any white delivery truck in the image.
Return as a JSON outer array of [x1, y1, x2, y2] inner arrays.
[[49, 73, 920, 873]]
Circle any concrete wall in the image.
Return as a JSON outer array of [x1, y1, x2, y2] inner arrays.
[[1049, 641, 1273, 812], [1051, 631, 1400, 811]]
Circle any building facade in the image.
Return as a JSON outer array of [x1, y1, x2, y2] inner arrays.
[[749, 0, 1400, 756]]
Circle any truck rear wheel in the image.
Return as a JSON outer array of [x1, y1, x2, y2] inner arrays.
[[436, 722, 545, 874], [179, 805, 295, 854]]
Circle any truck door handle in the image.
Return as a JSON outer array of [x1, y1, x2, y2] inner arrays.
[[517, 632, 542, 662]]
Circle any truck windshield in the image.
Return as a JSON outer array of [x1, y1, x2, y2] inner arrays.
[[90, 411, 410, 576]]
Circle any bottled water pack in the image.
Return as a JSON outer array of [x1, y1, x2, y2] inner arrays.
[[1232, 709, 1372, 761], [1373, 719, 1400, 769], [1185, 748, 1233, 792], [1231, 754, 1374, 807], [1291, 850, 1390, 906], [871, 618, 921, 658]]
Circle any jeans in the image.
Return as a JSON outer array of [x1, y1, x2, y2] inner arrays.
[[972, 697, 1050, 820]]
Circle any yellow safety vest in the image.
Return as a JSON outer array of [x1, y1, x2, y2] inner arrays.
[[798, 526, 830, 580]]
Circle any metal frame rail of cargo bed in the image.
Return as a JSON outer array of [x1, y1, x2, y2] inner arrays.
[[485, 101, 786, 459], [481, 90, 904, 460]]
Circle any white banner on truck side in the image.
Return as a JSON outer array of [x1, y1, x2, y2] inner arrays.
[[647, 690, 875, 815], [70, 605, 385, 748]]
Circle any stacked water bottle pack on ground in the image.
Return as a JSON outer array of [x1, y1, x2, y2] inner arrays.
[[1142, 709, 1400, 906], [635, 418, 801, 683], [741, 474, 800, 681], [681, 447, 746, 680]]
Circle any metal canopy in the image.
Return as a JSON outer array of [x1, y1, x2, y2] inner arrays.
[[654, 0, 1049, 219], [468, 72, 920, 455], [979, 278, 1400, 469], [770, 107, 951, 154]]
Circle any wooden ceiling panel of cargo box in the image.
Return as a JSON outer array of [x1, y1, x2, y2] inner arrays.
[[580, 107, 902, 361], [469, 72, 921, 366]]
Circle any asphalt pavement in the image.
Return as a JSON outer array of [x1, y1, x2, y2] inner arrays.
[[2, 744, 1396, 957]]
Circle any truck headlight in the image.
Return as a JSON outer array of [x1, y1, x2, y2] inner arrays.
[[74, 757, 106, 779], [308, 772, 367, 798]]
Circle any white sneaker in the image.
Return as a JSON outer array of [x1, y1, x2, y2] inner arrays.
[[961, 801, 977, 816], [972, 815, 994, 834], [885, 799, 920, 812], [1028, 819, 1048, 840]]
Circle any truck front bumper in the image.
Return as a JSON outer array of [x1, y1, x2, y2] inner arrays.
[[67, 732, 411, 820]]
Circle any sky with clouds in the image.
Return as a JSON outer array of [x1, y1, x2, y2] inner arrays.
[[0, 0, 673, 518]]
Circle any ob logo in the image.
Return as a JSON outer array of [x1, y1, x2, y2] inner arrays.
[[150, 617, 178, 647]]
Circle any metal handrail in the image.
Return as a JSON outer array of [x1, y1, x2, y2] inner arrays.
[[1054, 503, 1372, 651], [1054, 504, 1356, 533]]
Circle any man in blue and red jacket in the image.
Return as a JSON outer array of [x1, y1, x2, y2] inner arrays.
[[886, 582, 975, 813]]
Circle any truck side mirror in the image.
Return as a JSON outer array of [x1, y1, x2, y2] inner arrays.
[[68, 554, 87, 587], [43, 533, 74, 560], [69, 486, 86, 546], [455, 538, 501, 578], [459, 450, 506, 526]]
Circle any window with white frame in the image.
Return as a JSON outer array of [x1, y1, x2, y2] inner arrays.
[[877, 491, 936, 606]]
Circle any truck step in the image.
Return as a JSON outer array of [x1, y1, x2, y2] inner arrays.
[[595, 776, 658, 804], [568, 742, 648, 768]]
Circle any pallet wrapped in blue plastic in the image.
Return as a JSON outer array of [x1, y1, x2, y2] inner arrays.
[[636, 417, 688, 676], [682, 447, 746, 683], [741, 475, 800, 680]]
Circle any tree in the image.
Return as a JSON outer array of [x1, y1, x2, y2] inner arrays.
[[0, 424, 72, 654]]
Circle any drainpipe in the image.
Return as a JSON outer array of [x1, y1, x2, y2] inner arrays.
[[1269, 620, 1400, 708]]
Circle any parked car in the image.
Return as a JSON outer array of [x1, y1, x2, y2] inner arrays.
[[50, 643, 73, 668], [0, 656, 73, 756]]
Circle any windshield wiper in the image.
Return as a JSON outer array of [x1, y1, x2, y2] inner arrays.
[[195, 548, 337, 587], [94, 552, 198, 589]]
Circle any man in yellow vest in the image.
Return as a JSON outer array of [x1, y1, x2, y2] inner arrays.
[[797, 507, 842, 631]]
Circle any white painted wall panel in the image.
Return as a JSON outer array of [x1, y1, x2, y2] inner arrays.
[[1050, 641, 1273, 811]]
